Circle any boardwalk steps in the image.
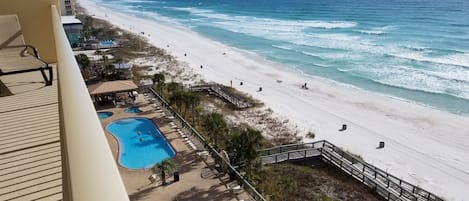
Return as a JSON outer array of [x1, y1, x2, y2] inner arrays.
[[259, 140, 443, 201], [190, 84, 253, 109]]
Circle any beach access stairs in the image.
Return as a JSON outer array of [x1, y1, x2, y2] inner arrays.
[[259, 140, 444, 201], [190, 83, 253, 109]]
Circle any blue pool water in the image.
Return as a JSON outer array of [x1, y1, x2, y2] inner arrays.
[[124, 106, 142, 113], [96, 0, 469, 115], [106, 117, 175, 169], [97, 111, 113, 119]]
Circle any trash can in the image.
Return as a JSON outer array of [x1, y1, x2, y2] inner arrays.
[[378, 141, 385, 149], [173, 171, 180, 182]]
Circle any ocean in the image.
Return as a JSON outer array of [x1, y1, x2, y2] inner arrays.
[[95, 0, 469, 115]]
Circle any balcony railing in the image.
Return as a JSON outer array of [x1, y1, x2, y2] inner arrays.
[[50, 5, 129, 201]]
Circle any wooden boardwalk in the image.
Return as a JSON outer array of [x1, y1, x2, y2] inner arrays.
[[190, 84, 253, 109], [259, 141, 443, 201]]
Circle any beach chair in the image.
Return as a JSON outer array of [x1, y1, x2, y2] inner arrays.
[[0, 15, 53, 86], [227, 181, 243, 194]]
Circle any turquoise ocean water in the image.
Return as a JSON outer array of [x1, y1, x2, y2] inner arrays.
[[96, 0, 469, 115]]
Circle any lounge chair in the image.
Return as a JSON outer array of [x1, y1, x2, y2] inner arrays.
[[0, 15, 53, 86], [196, 150, 209, 159], [227, 181, 243, 194]]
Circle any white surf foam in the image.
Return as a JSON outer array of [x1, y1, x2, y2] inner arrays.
[[362, 65, 469, 100], [271, 44, 293, 50]]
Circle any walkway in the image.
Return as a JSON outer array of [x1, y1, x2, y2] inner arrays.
[[190, 84, 252, 109], [259, 141, 443, 201]]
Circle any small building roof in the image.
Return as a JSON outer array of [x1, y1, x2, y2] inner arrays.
[[113, 63, 132, 69], [88, 80, 138, 95], [61, 16, 82, 25]]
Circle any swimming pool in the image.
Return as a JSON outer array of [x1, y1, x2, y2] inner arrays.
[[106, 117, 175, 169], [97, 111, 113, 119], [124, 106, 142, 113]]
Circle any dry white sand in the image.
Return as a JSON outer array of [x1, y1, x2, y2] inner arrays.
[[78, 1, 469, 200]]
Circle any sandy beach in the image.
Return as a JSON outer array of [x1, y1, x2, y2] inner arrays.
[[78, 0, 469, 200]]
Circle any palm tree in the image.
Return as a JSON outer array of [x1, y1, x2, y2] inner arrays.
[[180, 91, 189, 116], [105, 64, 116, 80], [151, 158, 175, 185], [203, 112, 228, 147], [152, 73, 165, 95], [194, 106, 203, 126], [75, 54, 90, 79], [131, 65, 144, 83], [80, 16, 93, 42], [101, 55, 109, 68], [114, 56, 124, 69], [226, 127, 263, 177], [169, 90, 184, 113], [186, 92, 200, 124], [75, 53, 90, 69], [166, 81, 180, 95], [181, 91, 198, 117]]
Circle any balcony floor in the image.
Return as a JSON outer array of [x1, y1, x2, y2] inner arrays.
[[0, 67, 62, 201]]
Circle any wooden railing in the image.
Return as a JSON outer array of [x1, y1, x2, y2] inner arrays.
[[190, 83, 253, 109], [259, 141, 443, 201], [148, 87, 266, 201]]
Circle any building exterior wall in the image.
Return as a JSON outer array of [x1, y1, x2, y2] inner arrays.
[[60, 0, 75, 16], [0, 0, 59, 63]]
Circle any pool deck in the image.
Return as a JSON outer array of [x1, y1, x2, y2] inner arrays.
[[98, 95, 251, 201]]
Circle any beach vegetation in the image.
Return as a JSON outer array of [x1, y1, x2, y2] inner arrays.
[[75, 53, 91, 79], [252, 163, 382, 201], [345, 150, 363, 161], [151, 158, 176, 186], [114, 56, 124, 66], [226, 127, 264, 177], [101, 55, 109, 68], [169, 90, 184, 113], [152, 73, 165, 94], [306, 131, 316, 139], [80, 16, 94, 42], [131, 65, 148, 83], [184, 92, 201, 124], [75, 53, 90, 69], [203, 112, 228, 147], [165, 81, 180, 94]]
